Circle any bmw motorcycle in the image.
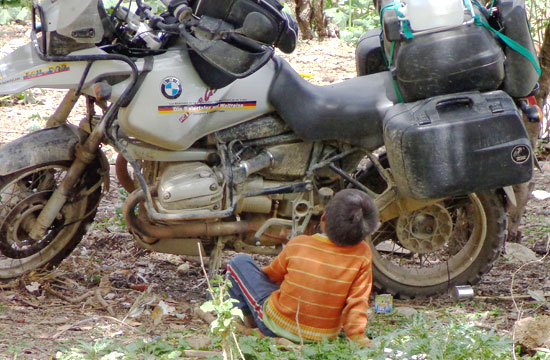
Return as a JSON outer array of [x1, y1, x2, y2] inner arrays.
[[0, 0, 540, 297]]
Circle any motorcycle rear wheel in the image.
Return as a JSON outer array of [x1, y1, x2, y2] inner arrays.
[[358, 156, 507, 298], [0, 161, 102, 280]]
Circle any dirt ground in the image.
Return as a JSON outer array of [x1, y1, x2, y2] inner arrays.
[[0, 23, 550, 359]]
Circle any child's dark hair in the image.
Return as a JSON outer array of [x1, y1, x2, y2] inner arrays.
[[324, 189, 379, 246]]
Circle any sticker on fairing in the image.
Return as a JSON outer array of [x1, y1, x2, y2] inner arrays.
[[511, 145, 531, 164], [23, 63, 70, 80], [158, 101, 257, 114], [161, 77, 183, 100]]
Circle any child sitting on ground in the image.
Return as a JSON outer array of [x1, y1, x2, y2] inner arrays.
[[226, 189, 379, 346]]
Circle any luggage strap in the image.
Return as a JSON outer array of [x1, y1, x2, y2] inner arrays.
[[469, 0, 541, 76], [379, 1, 408, 103], [379, 2, 415, 39], [387, 42, 405, 103]]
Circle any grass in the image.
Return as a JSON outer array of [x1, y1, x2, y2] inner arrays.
[[55, 337, 192, 360], [52, 310, 526, 360]]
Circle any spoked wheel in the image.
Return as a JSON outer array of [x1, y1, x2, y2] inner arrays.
[[0, 162, 102, 280], [357, 155, 507, 298]]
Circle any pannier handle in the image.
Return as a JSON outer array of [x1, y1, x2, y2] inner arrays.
[[422, 92, 488, 124]]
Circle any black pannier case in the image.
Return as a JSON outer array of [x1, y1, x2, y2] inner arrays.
[[392, 23, 505, 102], [497, 0, 540, 97], [356, 28, 388, 76], [383, 91, 533, 200]]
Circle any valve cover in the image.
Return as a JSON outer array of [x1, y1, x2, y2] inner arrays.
[[156, 162, 223, 212]]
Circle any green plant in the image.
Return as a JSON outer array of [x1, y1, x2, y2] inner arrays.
[[26, 112, 48, 132], [113, 188, 129, 228], [199, 274, 244, 360], [325, 0, 378, 43], [55, 336, 191, 359], [527, 0, 550, 47], [525, 351, 550, 360], [0, 0, 30, 24]]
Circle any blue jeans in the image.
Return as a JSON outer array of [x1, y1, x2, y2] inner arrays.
[[226, 254, 279, 337]]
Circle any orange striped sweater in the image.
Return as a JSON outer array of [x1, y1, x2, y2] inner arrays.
[[262, 233, 372, 343]]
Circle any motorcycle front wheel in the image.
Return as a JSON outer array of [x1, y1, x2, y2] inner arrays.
[[358, 156, 507, 298], [0, 161, 102, 280]]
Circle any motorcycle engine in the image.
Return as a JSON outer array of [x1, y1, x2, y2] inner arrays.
[[155, 162, 223, 213]]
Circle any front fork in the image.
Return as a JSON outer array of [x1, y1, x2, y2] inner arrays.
[[28, 91, 106, 241]]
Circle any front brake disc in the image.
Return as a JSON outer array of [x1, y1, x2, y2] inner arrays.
[[0, 191, 62, 259]]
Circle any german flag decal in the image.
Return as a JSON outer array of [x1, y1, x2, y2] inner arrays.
[[158, 101, 257, 114]]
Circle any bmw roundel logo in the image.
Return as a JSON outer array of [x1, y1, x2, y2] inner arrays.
[[161, 77, 182, 99]]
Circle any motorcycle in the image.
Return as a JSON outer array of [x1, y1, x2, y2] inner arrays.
[[0, 0, 539, 298]]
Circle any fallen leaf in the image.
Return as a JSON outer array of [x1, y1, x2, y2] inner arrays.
[[25, 282, 40, 294], [126, 286, 156, 319], [130, 284, 149, 291], [151, 305, 163, 326], [157, 300, 175, 316]]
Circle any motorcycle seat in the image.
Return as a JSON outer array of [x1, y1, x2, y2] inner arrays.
[[268, 57, 398, 148]]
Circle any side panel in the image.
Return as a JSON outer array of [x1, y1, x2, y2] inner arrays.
[[117, 48, 275, 150]]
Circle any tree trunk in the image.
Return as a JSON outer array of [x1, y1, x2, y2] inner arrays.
[[295, 0, 315, 40], [313, 0, 329, 38], [293, 0, 328, 40], [536, 23, 550, 108], [507, 23, 550, 243]]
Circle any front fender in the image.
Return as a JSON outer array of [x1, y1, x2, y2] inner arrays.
[[0, 125, 110, 192]]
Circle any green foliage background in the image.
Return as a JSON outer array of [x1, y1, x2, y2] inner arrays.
[[325, 0, 379, 42], [323, 0, 550, 44], [0, 0, 30, 24]]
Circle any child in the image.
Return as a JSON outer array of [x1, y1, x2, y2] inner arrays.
[[227, 189, 379, 346]]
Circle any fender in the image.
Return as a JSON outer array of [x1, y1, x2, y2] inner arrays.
[[0, 124, 110, 191]]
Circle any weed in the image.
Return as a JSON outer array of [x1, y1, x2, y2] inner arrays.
[[26, 112, 48, 132], [526, 351, 550, 360], [55, 337, 190, 359], [199, 271, 244, 359], [113, 188, 129, 228]]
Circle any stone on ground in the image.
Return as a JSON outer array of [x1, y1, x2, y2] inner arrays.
[[514, 316, 550, 350], [505, 243, 539, 263]]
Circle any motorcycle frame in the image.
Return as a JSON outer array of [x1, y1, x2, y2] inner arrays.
[[19, 1, 465, 248]]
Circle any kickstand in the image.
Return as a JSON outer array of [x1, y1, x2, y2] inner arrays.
[[208, 237, 229, 279]]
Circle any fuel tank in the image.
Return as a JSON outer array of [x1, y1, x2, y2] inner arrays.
[[117, 48, 275, 151]]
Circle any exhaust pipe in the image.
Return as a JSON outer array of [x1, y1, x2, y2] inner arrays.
[[123, 190, 253, 241]]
